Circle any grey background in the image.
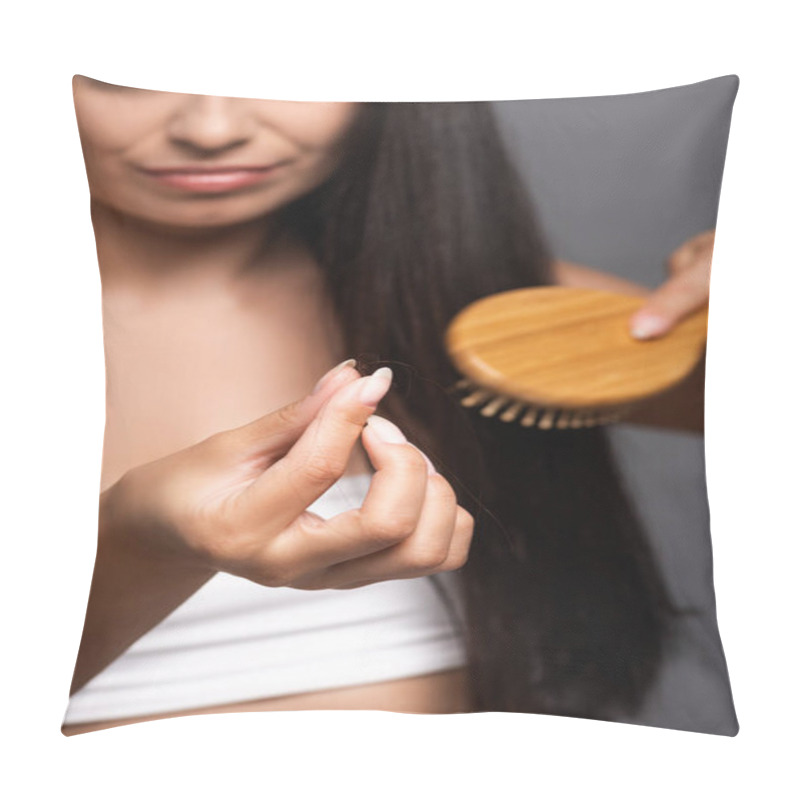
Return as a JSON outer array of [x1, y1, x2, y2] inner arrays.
[[491, 75, 739, 734]]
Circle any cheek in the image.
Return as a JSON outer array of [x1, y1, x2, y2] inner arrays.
[[303, 103, 360, 146], [277, 103, 360, 181], [74, 100, 178, 210], [74, 95, 173, 182], [76, 98, 141, 157], [262, 102, 357, 153]]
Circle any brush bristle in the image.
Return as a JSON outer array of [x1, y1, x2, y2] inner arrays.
[[449, 377, 629, 428]]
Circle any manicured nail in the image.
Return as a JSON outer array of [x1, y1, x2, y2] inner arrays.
[[630, 315, 667, 340], [311, 358, 357, 394], [366, 414, 407, 443], [366, 415, 437, 475], [358, 367, 393, 407]]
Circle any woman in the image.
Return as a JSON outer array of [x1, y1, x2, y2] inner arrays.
[[62, 76, 715, 735]]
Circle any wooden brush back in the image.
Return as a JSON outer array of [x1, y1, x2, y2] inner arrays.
[[444, 286, 708, 410]]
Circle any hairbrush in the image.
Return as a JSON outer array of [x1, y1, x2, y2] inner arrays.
[[444, 286, 708, 429]]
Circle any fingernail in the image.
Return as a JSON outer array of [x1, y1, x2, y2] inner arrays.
[[366, 414, 407, 443], [365, 416, 437, 475], [358, 367, 393, 407], [630, 315, 666, 340], [311, 358, 357, 394]]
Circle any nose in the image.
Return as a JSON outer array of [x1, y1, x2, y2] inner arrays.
[[166, 94, 256, 156]]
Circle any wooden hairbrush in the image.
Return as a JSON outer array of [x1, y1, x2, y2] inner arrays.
[[444, 286, 708, 429]]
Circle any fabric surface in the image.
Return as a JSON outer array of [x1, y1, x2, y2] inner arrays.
[[65, 74, 739, 735], [64, 474, 467, 724]]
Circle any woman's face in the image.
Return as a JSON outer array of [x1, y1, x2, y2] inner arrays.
[[72, 75, 361, 231]]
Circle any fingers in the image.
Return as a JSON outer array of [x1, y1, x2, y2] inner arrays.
[[629, 271, 710, 339], [673, 229, 715, 266], [333, 414, 432, 558], [335, 504, 475, 589], [663, 230, 715, 282], [300, 474, 474, 590], [234, 367, 393, 534], [322, 473, 461, 586], [630, 234, 714, 339], [273, 416, 474, 590], [272, 414, 433, 573], [218, 358, 361, 460]]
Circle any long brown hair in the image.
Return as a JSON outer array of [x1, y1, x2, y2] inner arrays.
[[278, 101, 678, 721]]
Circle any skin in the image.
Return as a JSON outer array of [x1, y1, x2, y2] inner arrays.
[[554, 229, 715, 433], [64, 77, 473, 735], [63, 77, 713, 735]]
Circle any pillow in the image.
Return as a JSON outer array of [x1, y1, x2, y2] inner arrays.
[[61, 74, 739, 736]]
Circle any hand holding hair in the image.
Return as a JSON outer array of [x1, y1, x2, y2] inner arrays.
[[104, 359, 472, 590], [71, 359, 473, 695], [289, 413, 473, 590]]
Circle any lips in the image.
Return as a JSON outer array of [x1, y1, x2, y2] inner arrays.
[[139, 164, 283, 193]]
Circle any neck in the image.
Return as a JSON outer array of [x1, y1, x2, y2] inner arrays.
[[91, 199, 308, 296]]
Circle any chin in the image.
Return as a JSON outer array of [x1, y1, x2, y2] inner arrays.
[[127, 201, 277, 233]]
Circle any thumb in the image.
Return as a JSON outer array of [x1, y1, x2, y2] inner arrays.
[[629, 271, 709, 340], [236, 366, 394, 533], [219, 359, 361, 459]]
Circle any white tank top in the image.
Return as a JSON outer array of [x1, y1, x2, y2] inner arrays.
[[63, 473, 469, 724]]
